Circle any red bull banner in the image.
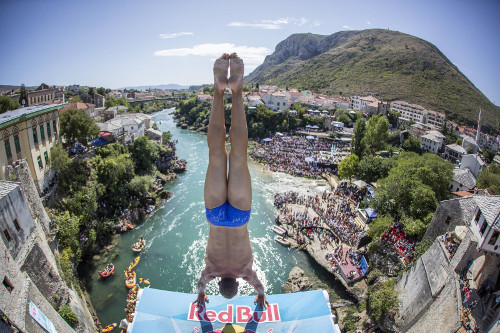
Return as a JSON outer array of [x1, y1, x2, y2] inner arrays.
[[130, 288, 338, 332]]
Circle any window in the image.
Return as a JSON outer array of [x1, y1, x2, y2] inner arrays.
[[445, 216, 451, 224], [53, 120, 57, 134], [14, 135, 20, 153], [33, 127, 38, 144], [44, 151, 49, 164], [488, 230, 499, 246], [37, 155, 43, 170], [40, 125, 45, 141], [474, 210, 481, 224], [3, 229, 11, 242], [479, 220, 488, 236], [4, 139, 12, 159], [3, 276, 14, 293], [13, 219, 20, 231], [46, 122, 51, 137]]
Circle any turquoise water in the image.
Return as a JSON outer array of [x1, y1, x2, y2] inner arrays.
[[86, 108, 349, 325]]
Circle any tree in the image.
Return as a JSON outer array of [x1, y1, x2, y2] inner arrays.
[[68, 96, 83, 103], [19, 84, 28, 106], [97, 87, 106, 95], [465, 146, 473, 154], [338, 154, 359, 183], [456, 137, 463, 145], [363, 115, 389, 153], [400, 215, 427, 240], [351, 118, 366, 157], [368, 279, 399, 323], [59, 108, 99, 144], [368, 215, 394, 239], [402, 135, 423, 154], [129, 136, 160, 173], [54, 211, 81, 259], [387, 110, 400, 128], [358, 155, 394, 183], [0, 95, 20, 113], [128, 175, 153, 197], [162, 131, 172, 143], [50, 145, 71, 172], [58, 304, 78, 327], [477, 164, 500, 194]]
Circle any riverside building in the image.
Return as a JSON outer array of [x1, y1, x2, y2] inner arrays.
[[0, 104, 64, 193]]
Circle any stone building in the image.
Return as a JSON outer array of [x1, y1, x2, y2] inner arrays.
[[0, 103, 64, 193], [26, 84, 56, 106], [0, 175, 95, 332], [398, 195, 500, 332]]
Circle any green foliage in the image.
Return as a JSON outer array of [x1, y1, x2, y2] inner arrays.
[[477, 164, 500, 194], [19, 84, 28, 106], [105, 95, 130, 108], [413, 236, 433, 261], [58, 304, 78, 327], [351, 118, 366, 157], [128, 175, 154, 197], [357, 155, 393, 183], [60, 108, 99, 144], [402, 135, 423, 154], [482, 149, 496, 164], [54, 211, 81, 259], [50, 145, 71, 172], [363, 115, 389, 154], [372, 152, 453, 220], [57, 159, 91, 195], [69, 96, 83, 103], [130, 136, 160, 173], [368, 279, 399, 323], [0, 95, 20, 113], [95, 142, 127, 158], [343, 307, 358, 332], [338, 154, 359, 182], [162, 130, 172, 143], [400, 215, 426, 239], [387, 110, 400, 127], [61, 181, 100, 222], [368, 215, 394, 239]]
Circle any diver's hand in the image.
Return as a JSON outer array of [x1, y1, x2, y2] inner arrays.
[[193, 292, 209, 308], [254, 293, 269, 310]]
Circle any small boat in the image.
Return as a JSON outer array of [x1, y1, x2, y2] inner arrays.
[[132, 239, 145, 252], [102, 323, 117, 332], [271, 225, 286, 236], [139, 277, 150, 285], [127, 223, 134, 230], [275, 235, 291, 247], [100, 264, 115, 278], [128, 256, 140, 270], [125, 270, 136, 288]]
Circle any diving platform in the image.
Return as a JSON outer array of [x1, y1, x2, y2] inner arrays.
[[129, 288, 340, 332]]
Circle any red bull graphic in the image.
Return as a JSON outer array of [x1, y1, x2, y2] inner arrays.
[[129, 288, 338, 332], [188, 303, 281, 323]]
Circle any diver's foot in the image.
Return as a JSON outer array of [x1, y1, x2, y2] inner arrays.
[[228, 53, 244, 93], [214, 54, 230, 93]]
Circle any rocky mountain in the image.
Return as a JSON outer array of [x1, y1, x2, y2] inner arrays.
[[245, 29, 499, 133]]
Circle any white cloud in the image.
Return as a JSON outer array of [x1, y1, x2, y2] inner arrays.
[[312, 20, 321, 27], [342, 25, 353, 29], [159, 32, 194, 39], [367, 21, 371, 25], [228, 17, 308, 30], [154, 43, 270, 65]]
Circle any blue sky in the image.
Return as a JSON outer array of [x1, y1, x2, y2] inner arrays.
[[0, 0, 499, 104]]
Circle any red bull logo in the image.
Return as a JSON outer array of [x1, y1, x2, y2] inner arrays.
[[188, 303, 281, 323]]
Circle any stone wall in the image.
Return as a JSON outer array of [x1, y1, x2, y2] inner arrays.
[[0, 182, 36, 259], [6, 159, 51, 237], [395, 239, 461, 332], [424, 197, 475, 241]]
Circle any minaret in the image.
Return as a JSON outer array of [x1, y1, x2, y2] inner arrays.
[[475, 109, 481, 144]]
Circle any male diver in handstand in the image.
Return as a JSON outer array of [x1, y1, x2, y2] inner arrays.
[[194, 53, 268, 310]]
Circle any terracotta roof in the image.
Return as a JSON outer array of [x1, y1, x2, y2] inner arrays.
[[452, 191, 474, 197]]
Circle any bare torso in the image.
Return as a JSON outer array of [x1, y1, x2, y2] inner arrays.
[[204, 222, 253, 278]]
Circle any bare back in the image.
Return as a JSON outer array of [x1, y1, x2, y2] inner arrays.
[[205, 223, 253, 278]]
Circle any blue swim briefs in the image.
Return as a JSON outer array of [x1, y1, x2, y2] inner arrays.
[[205, 201, 251, 227]]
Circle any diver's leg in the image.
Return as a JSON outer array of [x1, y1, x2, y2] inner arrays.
[[204, 54, 230, 209], [227, 54, 252, 211]]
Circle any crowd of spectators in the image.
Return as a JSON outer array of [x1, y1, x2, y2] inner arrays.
[[440, 232, 459, 259], [325, 245, 366, 279], [250, 136, 350, 178], [274, 187, 364, 247], [381, 224, 415, 263]]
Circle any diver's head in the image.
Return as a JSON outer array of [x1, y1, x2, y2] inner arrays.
[[218, 277, 239, 299]]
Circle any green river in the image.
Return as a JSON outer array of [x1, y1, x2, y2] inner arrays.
[[86, 108, 349, 326]]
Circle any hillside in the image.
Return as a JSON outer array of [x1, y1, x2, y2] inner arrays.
[[245, 29, 499, 133]]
